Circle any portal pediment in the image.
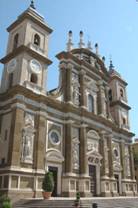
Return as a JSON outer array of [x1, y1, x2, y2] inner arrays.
[[46, 149, 64, 163]]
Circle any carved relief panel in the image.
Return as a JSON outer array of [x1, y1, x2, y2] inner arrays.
[[72, 127, 80, 170], [124, 145, 131, 177], [21, 113, 35, 164], [112, 141, 121, 172], [71, 72, 80, 106], [87, 130, 102, 166], [104, 138, 109, 174]]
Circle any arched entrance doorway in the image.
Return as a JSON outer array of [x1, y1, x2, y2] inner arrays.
[[87, 130, 102, 196], [45, 149, 64, 196]]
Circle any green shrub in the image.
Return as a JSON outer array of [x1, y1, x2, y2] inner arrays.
[[76, 192, 80, 202], [0, 196, 12, 208], [0, 195, 10, 203], [42, 171, 54, 192], [2, 201, 12, 208]]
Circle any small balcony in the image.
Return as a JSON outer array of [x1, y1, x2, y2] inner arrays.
[[121, 124, 130, 131], [24, 80, 43, 94], [28, 43, 46, 57]]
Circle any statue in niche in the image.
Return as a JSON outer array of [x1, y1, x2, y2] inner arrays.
[[90, 56, 96, 67], [71, 72, 80, 106], [72, 84, 80, 106], [104, 139, 109, 174], [25, 113, 34, 127], [125, 146, 131, 176], [22, 129, 34, 163], [72, 137, 80, 170], [21, 112, 35, 163]]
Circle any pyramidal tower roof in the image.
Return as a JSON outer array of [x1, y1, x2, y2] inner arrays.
[[7, 1, 52, 34]]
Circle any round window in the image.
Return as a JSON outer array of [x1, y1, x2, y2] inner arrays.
[[49, 130, 60, 145]]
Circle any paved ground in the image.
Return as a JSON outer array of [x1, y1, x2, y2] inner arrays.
[[13, 196, 138, 208]]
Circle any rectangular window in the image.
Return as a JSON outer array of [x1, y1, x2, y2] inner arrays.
[[4, 130, 8, 141], [8, 73, 13, 88], [3, 175, 8, 188], [1, 158, 5, 165], [0, 176, 2, 188]]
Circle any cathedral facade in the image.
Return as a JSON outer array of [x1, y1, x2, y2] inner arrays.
[[0, 4, 137, 199]]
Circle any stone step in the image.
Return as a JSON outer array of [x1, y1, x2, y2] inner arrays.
[[13, 197, 138, 208]]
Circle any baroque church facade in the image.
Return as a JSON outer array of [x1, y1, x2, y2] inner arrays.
[[0, 3, 137, 199]]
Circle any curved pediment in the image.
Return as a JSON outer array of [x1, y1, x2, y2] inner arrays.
[[113, 161, 122, 172], [87, 130, 100, 140], [87, 149, 102, 160], [70, 48, 109, 78], [87, 150, 102, 165], [46, 149, 64, 163]]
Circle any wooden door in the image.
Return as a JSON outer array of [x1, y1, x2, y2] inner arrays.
[[89, 165, 96, 196], [48, 166, 58, 196]]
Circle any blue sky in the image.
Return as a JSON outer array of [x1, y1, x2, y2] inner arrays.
[[0, 0, 138, 138]]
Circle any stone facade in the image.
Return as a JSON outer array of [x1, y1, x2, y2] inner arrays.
[[0, 4, 137, 200], [132, 139, 138, 192]]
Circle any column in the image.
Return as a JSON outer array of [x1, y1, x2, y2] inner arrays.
[[59, 63, 67, 101], [97, 80, 106, 117], [8, 107, 24, 166], [107, 134, 114, 178], [35, 113, 46, 170], [129, 145, 135, 180], [0, 115, 2, 139], [65, 122, 72, 173], [120, 141, 126, 179], [79, 124, 87, 175], [105, 85, 112, 120], [99, 131, 106, 177], [66, 63, 72, 103], [80, 70, 86, 109]]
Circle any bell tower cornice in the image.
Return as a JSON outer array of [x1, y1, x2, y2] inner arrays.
[[7, 6, 53, 34], [0, 45, 52, 66]]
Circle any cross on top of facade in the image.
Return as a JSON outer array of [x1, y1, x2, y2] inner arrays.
[[30, 0, 36, 9]]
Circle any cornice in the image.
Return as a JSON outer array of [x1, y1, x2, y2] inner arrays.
[[0, 45, 52, 65], [110, 100, 131, 110], [56, 51, 109, 82], [0, 85, 134, 138]]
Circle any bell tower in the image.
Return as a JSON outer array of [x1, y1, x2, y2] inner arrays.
[[108, 61, 130, 130], [0, 1, 52, 94]]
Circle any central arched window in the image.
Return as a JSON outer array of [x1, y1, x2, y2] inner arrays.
[[88, 94, 94, 113], [8, 73, 13, 88], [13, 33, 19, 50], [120, 88, 124, 98], [34, 34, 40, 46], [30, 73, 38, 84], [108, 89, 112, 101], [122, 117, 126, 125]]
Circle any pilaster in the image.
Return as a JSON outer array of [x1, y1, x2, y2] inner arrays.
[[105, 85, 112, 120], [66, 64, 72, 103], [80, 70, 86, 108], [107, 134, 114, 178], [79, 124, 87, 175], [8, 107, 24, 166], [129, 145, 135, 180], [65, 122, 72, 173], [120, 141, 126, 179], [97, 80, 106, 117], [35, 113, 46, 170], [99, 131, 107, 177]]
